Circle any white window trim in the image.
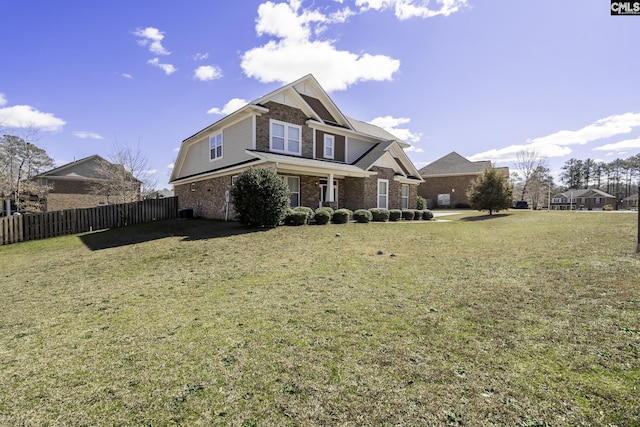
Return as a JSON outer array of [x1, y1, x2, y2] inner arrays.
[[282, 175, 300, 207], [209, 132, 223, 161], [377, 179, 389, 209], [324, 134, 334, 159], [270, 119, 302, 156]]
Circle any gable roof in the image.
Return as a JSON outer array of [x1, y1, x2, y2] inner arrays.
[[419, 152, 492, 176], [171, 74, 420, 184], [553, 189, 615, 199], [35, 154, 141, 183]]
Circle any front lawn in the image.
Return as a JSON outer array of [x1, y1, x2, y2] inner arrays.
[[1, 211, 638, 426]]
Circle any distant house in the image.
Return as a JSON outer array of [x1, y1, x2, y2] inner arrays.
[[622, 193, 638, 210], [550, 189, 616, 210], [33, 155, 141, 212], [170, 74, 423, 219], [417, 151, 509, 208], [146, 188, 174, 199]]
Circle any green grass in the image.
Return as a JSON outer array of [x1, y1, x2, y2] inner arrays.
[[1, 210, 639, 426]]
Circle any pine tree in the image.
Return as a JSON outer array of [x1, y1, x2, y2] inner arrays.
[[466, 167, 513, 215]]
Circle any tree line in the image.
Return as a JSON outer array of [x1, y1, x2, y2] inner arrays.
[[560, 155, 640, 200]]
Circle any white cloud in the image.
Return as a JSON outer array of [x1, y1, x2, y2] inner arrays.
[[73, 131, 104, 140], [593, 137, 640, 152], [194, 53, 209, 61], [0, 93, 7, 106], [167, 163, 175, 169], [147, 58, 176, 75], [468, 144, 572, 163], [133, 27, 171, 55], [528, 113, 640, 147], [122, 73, 133, 79], [207, 98, 249, 115], [143, 169, 158, 175], [469, 112, 640, 162], [0, 105, 66, 132], [242, 40, 399, 91], [356, 0, 468, 19], [194, 65, 223, 81], [369, 116, 422, 143], [242, 0, 399, 91]]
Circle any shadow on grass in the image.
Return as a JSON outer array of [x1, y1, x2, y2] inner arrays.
[[79, 218, 261, 251], [459, 213, 511, 221]]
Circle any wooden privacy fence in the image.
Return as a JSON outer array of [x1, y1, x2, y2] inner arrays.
[[0, 197, 178, 246]]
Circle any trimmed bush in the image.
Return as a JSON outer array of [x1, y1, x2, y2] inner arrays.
[[389, 209, 402, 221], [402, 209, 416, 220], [230, 167, 290, 228], [353, 209, 372, 223], [422, 209, 434, 220], [332, 208, 353, 224], [369, 208, 390, 222], [284, 210, 308, 226], [416, 195, 426, 210], [316, 206, 334, 216], [314, 208, 332, 225], [293, 206, 314, 224], [414, 209, 424, 220]]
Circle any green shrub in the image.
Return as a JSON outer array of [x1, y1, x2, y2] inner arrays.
[[314, 209, 332, 225], [332, 208, 353, 224], [422, 209, 434, 220], [416, 195, 426, 210], [369, 208, 390, 222], [353, 209, 373, 223], [414, 209, 423, 220], [316, 206, 334, 217], [402, 209, 416, 220], [293, 206, 314, 224], [284, 210, 308, 226], [603, 204, 613, 211], [389, 209, 402, 221], [230, 167, 291, 228]]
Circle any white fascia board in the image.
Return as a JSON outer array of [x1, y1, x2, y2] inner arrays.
[[394, 176, 423, 184], [170, 159, 266, 186]]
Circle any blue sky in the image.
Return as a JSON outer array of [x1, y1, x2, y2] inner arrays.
[[1, 0, 639, 189]]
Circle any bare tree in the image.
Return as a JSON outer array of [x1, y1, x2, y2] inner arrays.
[[92, 141, 156, 204], [514, 150, 548, 202]]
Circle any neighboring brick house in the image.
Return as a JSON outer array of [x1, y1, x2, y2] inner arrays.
[[550, 189, 616, 210], [417, 152, 509, 208], [170, 74, 423, 220], [33, 155, 141, 212]]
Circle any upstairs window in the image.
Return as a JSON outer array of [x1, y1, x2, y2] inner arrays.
[[210, 132, 223, 161], [324, 135, 334, 159], [270, 120, 301, 156]]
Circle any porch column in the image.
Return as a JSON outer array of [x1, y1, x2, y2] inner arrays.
[[327, 173, 335, 202]]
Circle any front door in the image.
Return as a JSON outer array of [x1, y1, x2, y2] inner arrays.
[[319, 179, 338, 208]]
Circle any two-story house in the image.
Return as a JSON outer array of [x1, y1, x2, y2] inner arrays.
[[33, 155, 141, 212], [170, 74, 423, 220]]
